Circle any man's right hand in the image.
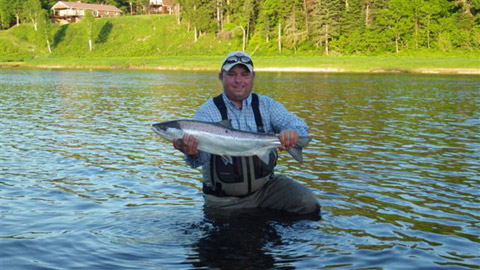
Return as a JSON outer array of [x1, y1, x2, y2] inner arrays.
[[173, 134, 199, 158]]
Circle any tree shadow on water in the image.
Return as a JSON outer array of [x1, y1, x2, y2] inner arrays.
[[96, 21, 113, 44], [185, 208, 321, 269], [53, 24, 69, 48]]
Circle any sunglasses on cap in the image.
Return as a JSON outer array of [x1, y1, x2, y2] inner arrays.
[[223, 54, 253, 67]]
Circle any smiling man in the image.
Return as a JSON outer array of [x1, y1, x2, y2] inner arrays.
[[172, 51, 320, 215]]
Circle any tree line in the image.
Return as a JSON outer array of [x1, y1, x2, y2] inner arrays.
[[178, 0, 479, 54], [1, 0, 479, 55]]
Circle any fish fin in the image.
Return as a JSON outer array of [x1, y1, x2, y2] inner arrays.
[[217, 119, 232, 128], [257, 150, 271, 165], [297, 136, 311, 147], [287, 146, 304, 163], [287, 137, 311, 163], [221, 155, 233, 165]]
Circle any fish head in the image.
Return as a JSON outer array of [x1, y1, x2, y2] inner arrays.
[[152, 121, 184, 141]]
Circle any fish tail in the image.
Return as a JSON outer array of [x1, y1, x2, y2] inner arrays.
[[297, 136, 311, 147], [287, 136, 311, 163]]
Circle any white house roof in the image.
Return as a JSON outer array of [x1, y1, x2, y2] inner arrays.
[[51, 1, 123, 13], [150, 0, 174, 5]]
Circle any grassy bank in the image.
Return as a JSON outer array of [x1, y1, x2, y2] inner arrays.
[[2, 56, 479, 74], [1, 15, 479, 74]]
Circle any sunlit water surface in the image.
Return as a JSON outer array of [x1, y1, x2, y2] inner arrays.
[[1, 69, 479, 269]]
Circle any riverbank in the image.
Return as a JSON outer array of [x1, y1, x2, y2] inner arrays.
[[1, 56, 480, 74], [2, 16, 479, 75]]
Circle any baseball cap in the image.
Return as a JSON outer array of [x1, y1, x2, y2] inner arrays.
[[221, 51, 254, 72]]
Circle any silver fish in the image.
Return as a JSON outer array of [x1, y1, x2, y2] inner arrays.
[[151, 119, 311, 164]]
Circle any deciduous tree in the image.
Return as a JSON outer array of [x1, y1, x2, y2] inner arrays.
[[37, 9, 52, 53], [0, 0, 13, 29], [22, 0, 42, 31], [12, 0, 22, 25], [83, 9, 95, 51]]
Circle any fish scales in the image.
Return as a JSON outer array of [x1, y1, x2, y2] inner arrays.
[[152, 119, 310, 164]]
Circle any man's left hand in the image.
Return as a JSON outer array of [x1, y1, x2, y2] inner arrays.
[[279, 130, 298, 151]]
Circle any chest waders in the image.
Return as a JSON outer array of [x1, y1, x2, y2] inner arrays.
[[203, 93, 278, 197]]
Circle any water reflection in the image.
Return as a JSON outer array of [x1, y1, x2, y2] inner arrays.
[[1, 69, 479, 269], [187, 208, 320, 269]]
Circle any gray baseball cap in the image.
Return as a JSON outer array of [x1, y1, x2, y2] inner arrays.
[[221, 51, 254, 72]]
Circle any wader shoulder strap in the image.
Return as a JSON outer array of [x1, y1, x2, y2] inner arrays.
[[213, 94, 228, 120], [251, 93, 264, 133]]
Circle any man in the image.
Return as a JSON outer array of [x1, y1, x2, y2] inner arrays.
[[172, 51, 320, 215]]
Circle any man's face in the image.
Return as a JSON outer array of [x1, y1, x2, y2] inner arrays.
[[220, 65, 255, 104]]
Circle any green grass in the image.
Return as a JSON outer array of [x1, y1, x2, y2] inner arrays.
[[3, 55, 477, 74], [0, 25, 46, 61], [1, 14, 479, 73], [254, 56, 480, 71], [47, 15, 240, 58]]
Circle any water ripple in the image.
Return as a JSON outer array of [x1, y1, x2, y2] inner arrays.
[[1, 70, 479, 269]]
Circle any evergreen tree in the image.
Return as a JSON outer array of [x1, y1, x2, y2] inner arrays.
[[275, 0, 297, 52], [337, 0, 364, 54], [179, 0, 215, 42], [360, 0, 374, 27], [231, 0, 255, 50], [284, 1, 307, 53], [340, 0, 362, 35], [376, 0, 412, 53], [284, 9, 300, 52], [408, 0, 428, 49], [309, 0, 342, 55], [257, 5, 271, 43], [257, 0, 280, 45], [215, 0, 223, 30], [179, 0, 194, 31], [3, 0, 478, 55], [194, 0, 216, 40]]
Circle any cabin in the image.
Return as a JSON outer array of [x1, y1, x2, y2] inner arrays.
[[51, 1, 123, 24], [149, 0, 175, 14]]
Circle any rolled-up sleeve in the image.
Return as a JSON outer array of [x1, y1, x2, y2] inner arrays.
[[185, 151, 210, 168]]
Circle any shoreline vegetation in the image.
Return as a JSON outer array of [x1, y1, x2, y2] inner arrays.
[[1, 56, 479, 74], [1, 12, 479, 75]]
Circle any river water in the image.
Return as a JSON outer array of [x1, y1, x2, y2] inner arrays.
[[1, 69, 479, 269]]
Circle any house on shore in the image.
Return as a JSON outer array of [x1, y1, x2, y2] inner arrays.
[[51, 1, 123, 24], [149, 0, 175, 14]]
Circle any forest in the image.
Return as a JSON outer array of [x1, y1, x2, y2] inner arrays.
[[1, 0, 479, 55]]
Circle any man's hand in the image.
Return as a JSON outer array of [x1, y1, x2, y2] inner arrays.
[[173, 134, 199, 158], [278, 130, 298, 151]]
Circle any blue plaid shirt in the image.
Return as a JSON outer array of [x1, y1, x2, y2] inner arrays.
[[186, 92, 309, 168]]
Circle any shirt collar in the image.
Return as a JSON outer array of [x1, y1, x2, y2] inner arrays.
[[222, 92, 252, 110]]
